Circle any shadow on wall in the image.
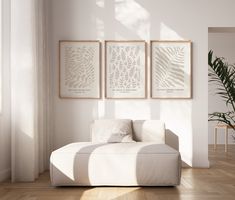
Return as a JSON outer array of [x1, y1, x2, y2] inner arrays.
[[165, 129, 179, 151], [165, 129, 190, 167]]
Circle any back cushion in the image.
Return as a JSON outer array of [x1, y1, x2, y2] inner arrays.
[[91, 119, 135, 143], [132, 120, 165, 143]]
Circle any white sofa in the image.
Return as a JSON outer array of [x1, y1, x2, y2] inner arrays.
[[50, 120, 181, 186]]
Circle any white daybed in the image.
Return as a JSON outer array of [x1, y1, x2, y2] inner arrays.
[[50, 120, 181, 186]]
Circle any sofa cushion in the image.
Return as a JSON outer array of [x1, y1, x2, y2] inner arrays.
[[133, 120, 165, 143], [91, 119, 135, 143]]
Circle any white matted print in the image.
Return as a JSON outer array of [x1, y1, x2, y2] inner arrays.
[[105, 41, 146, 99], [151, 41, 192, 99], [59, 40, 101, 98]]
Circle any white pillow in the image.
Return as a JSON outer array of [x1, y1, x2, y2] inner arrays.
[[91, 119, 135, 143], [132, 120, 165, 143]]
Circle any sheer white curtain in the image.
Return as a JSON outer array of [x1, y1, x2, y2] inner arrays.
[[11, 0, 50, 181]]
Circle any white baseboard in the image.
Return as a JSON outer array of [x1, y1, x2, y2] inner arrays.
[[0, 168, 10, 182]]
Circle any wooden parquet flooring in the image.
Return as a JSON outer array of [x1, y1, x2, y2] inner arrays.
[[0, 145, 235, 200]]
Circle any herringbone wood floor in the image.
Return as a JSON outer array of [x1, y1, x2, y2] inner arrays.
[[0, 145, 235, 200]]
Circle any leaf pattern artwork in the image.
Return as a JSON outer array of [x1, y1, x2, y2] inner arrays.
[[108, 45, 141, 92], [154, 46, 185, 90], [64, 46, 95, 90]]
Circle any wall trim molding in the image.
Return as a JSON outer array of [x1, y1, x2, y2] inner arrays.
[[0, 168, 10, 182]]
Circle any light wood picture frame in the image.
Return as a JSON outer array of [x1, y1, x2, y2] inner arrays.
[[150, 40, 192, 99], [59, 40, 101, 99], [105, 40, 147, 99]]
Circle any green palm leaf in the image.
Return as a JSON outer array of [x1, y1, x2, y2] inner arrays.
[[208, 50, 235, 131]]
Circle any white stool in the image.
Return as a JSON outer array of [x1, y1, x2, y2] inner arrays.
[[214, 124, 235, 152]]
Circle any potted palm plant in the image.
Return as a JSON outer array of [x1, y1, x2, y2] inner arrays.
[[208, 50, 235, 135]]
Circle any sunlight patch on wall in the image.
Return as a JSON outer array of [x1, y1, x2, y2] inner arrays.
[[95, 18, 105, 39], [114, 32, 127, 40], [96, 0, 104, 8], [114, 101, 151, 120], [97, 100, 105, 118], [160, 22, 184, 40], [115, 0, 150, 39]]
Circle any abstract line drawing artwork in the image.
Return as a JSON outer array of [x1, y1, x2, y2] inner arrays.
[[105, 41, 146, 98], [151, 41, 192, 99], [59, 41, 101, 98]]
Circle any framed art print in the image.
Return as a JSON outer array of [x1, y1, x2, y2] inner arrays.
[[105, 40, 146, 99], [151, 40, 192, 99], [59, 40, 101, 99]]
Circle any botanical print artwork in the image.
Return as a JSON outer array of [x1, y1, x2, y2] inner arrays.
[[151, 41, 191, 98], [153, 46, 185, 91], [106, 41, 146, 98], [109, 45, 141, 91], [64, 46, 95, 89], [60, 41, 100, 98]]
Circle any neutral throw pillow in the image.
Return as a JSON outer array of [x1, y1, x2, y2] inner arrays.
[[91, 119, 135, 143], [132, 120, 165, 143]]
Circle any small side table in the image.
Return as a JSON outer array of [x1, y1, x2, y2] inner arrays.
[[214, 124, 235, 152]]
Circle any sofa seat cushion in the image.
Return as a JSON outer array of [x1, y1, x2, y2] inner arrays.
[[50, 142, 181, 186], [52, 142, 177, 155]]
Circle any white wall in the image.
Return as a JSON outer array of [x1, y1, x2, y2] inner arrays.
[[208, 31, 235, 144], [47, 0, 235, 167], [0, 0, 11, 181]]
